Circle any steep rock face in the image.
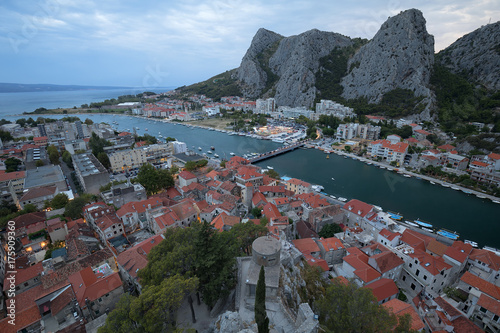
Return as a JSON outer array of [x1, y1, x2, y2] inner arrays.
[[269, 29, 352, 107], [341, 9, 434, 110], [437, 21, 500, 91], [235, 28, 283, 98]]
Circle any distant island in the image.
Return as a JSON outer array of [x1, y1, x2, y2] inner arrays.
[[0, 82, 174, 93]]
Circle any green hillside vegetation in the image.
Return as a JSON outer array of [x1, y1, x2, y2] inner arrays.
[[314, 39, 425, 117], [430, 59, 500, 137], [256, 39, 282, 95], [314, 38, 368, 103], [176, 70, 241, 101]]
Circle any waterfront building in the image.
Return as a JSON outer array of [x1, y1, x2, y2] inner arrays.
[[440, 152, 469, 170], [285, 178, 312, 195], [366, 139, 408, 165], [73, 153, 109, 194], [170, 141, 187, 154]]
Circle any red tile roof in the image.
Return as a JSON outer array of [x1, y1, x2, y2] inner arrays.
[[170, 199, 197, 220], [252, 192, 268, 207], [0, 170, 25, 183], [292, 238, 320, 254], [471, 161, 489, 167], [13, 211, 46, 229], [409, 249, 452, 276], [437, 144, 456, 151], [288, 178, 311, 188], [0, 305, 41, 333], [19, 185, 57, 201], [3, 262, 43, 290], [469, 248, 500, 271], [262, 202, 281, 220], [427, 239, 449, 256], [369, 139, 409, 153], [369, 251, 404, 274], [401, 229, 434, 252], [154, 209, 179, 229], [343, 250, 381, 284], [365, 278, 399, 302], [303, 253, 329, 271], [343, 199, 375, 218], [117, 234, 164, 279], [379, 228, 400, 241], [96, 213, 122, 231], [178, 170, 197, 180], [117, 198, 163, 217], [460, 271, 500, 300], [477, 293, 500, 316], [319, 237, 345, 251], [259, 185, 286, 193], [296, 192, 329, 208], [211, 212, 241, 232], [488, 152, 500, 161], [69, 267, 122, 307], [443, 246, 469, 264], [383, 299, 425, 331]]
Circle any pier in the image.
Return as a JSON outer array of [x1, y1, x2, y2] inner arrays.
[[248, 141, 308, 163]]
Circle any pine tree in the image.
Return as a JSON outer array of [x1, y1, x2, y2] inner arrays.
[[255, 265, 269, 333]]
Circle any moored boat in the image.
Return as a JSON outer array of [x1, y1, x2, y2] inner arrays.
[[437, 229, 459, 240], [415, 219, 433, 228], [405, 220, 419, 227], [464, 240, 478, 248]]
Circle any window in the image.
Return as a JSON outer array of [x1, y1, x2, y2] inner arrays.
[[480, 307, 487, 314], [411, 283, 416, 290], [409, 263, 412, 268], [423, 275, 427, 280], [402, 275, 406, 281], [493, 315, 499, 322], [416, 269, 420, 277]]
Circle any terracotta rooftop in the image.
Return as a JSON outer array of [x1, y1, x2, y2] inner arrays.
[[13, 211, 46, 229], [427, 239, 449, 257], [296, 192, 329, 208], [460, 271, 500, 300], [211, 212, 241, 232], [369, 251, 404, 274], [116, 197, 163, 217], [409, 249, 452, 276], [96, 213, 122, 231], [170, 199, 197, 220], [19, 185, 57, 201], [379, 228, 400, 241], [252, 192, 268, 207], [3, 262, 43, 290], [303, 253, 329, 271], [0, 170, 25, 182], [365, 278, 399, 302], [292, 238, 320, 254], [318, 237, 345, 251], [0, 305, 41, 333], [469, 248, 500, 271], [287, 178, 311, 188], [343, 199, 375, 219], [296, 220, 318, 239], [382, 298, 425, 331], [117, 234, 164, 279], [69, 267, 122, 307], [477, 293, 500, 316], [401, 229, 434, 252]]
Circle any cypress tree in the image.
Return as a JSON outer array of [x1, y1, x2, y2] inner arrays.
[[255, 265, 269, 333]]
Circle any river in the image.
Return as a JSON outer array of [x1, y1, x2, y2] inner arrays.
[[3, 112, 500, 249]]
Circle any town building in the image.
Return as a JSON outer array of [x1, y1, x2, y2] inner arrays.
[[73, 153, 110, 194]]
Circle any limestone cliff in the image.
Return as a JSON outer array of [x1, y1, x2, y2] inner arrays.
[[340, 9, 435, 118], [436, 21, 500, 91]]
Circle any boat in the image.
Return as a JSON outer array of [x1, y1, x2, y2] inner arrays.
[[483, 246, 500, 256], [403, 174, 411, 178], [338, 197, 348, 202], [437, 229, 459, 240], [331, 177, 335, 181], [493, 200, 500, 204], [207, 151, 212, 154], [430, 181, 436, 185], [198, 147, 202, 151], [387, 211, 403, 221], [267, 166, 274, 170], [464, 240, 478, 248], [326, 154, 329, 159], [211, 146, 215, 150], [415, 219, 433, 228], [145, 128, 148, 131], [422, 227, 434, 233], [477, 194, 487, 199], [330, 195, 337, 199], [214, 154, 219, 158], [312, 185, 324, 192], [442, 183, 450, 187], [451, 186, 460, 190], [230, 152, 235, 156], [405, 220, 419, 227]]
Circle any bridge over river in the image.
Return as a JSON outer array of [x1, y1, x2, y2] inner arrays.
[[248, 140, 308, 163]]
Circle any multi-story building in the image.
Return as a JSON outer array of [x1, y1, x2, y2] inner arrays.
[[256, 98, 275, 114], [285, 178, 311, 195], [0, 171, 25, 205], [367, 140, 409, 165], [440, 152, 469, 170], [315, 99, 355, 119], [73, 153, 109, 194], [109, 148, 147, 172]]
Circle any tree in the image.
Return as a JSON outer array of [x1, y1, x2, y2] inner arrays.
[[0, 130, 13, 142], [97, 152, 111, 169], [4, 157, 21, 172], [50, 193, 69, 209], [35, 160, 45, 167], [251, 207, 262, 218], [318, 223, 343, 238], [194, 221, 238, 308], [255, 266, 269, 333], [84, 118, 93, 125], [229, 221, 268, 256], [220, 160, 226, 168], [136, 164, 173, 195], [64, 197, 88, 219], [316, 280, 397, 332], [47, 145, 60, 165], [99, 275, 198, 333], [264, 169, 280, 179], [62, 150, 72, 168], [89, 132, 112, 156]]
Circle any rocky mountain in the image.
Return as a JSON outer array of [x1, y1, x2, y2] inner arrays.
[[177, 9, 500, 120], [436, 21, 500, 91], [235, 29, 353, 107], [340, 9, 435, 118]]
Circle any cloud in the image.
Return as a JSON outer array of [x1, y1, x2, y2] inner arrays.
[[0, 0, 499, 85]]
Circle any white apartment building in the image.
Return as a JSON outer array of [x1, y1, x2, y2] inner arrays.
[[367, 140, 409, 165]]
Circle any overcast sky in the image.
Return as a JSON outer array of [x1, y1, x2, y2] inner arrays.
[[1, 0, 498, 88]]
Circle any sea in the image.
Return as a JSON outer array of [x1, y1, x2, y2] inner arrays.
[[1, 89, 500, 249]]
